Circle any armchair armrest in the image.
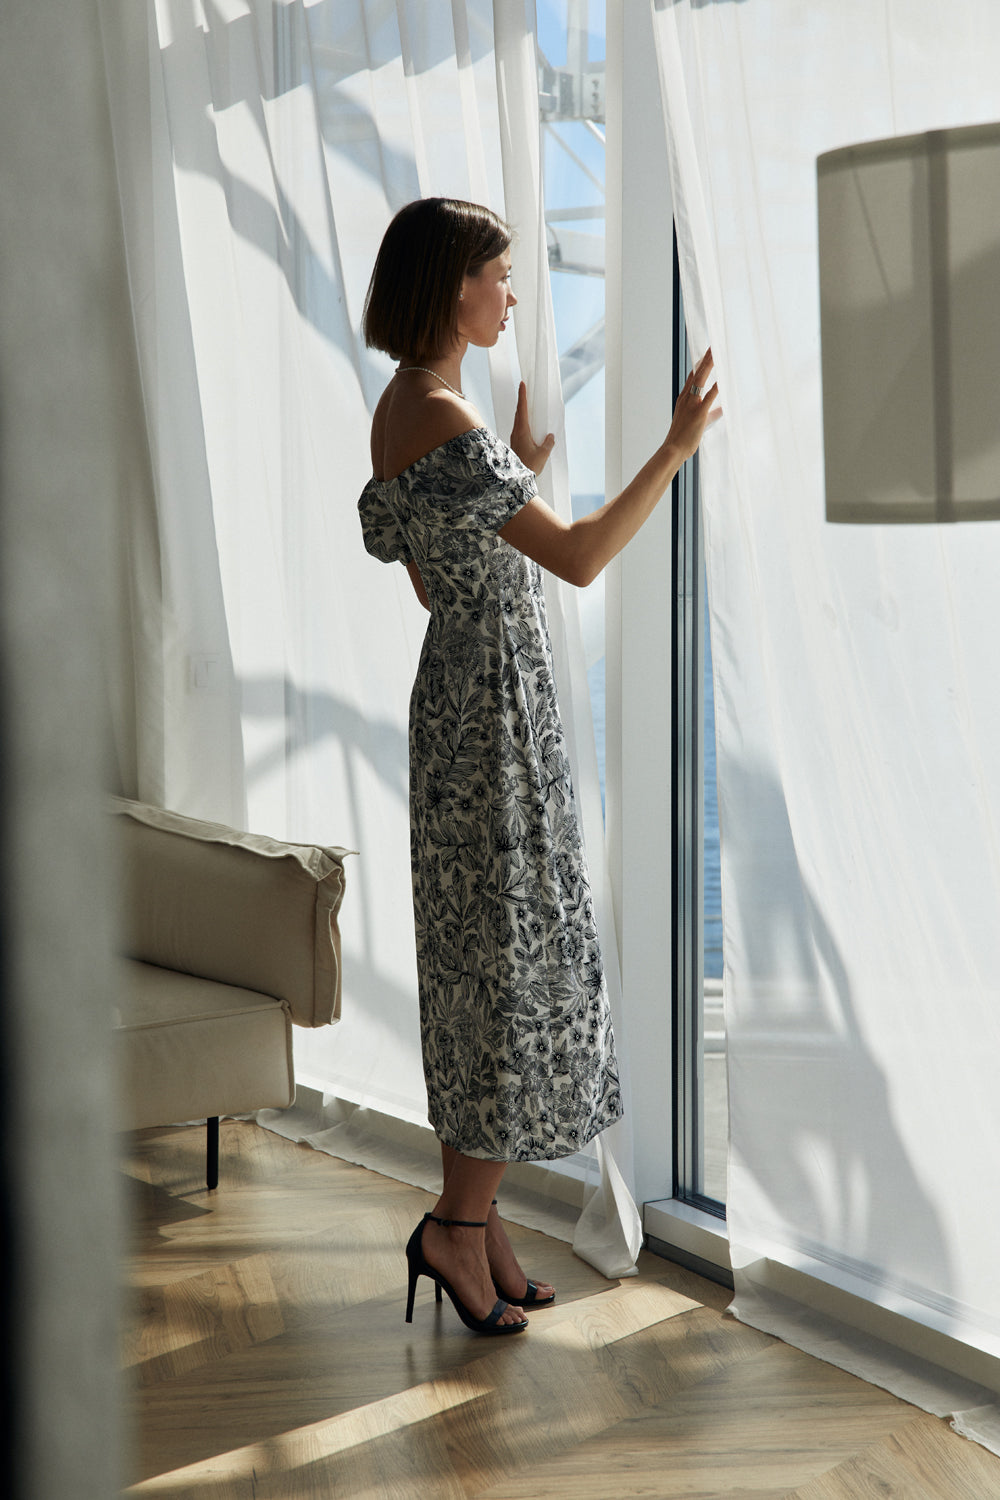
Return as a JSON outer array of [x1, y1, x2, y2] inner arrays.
[[112, 797, 350, 1028]]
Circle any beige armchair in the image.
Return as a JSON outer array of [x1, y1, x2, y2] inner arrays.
[[113, 797, 350, 1186]]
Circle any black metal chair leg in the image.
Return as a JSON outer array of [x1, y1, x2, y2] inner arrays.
[[206, 1116, 220, 1189]]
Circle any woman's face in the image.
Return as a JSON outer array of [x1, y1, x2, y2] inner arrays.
[[456, 249, 516, 349]]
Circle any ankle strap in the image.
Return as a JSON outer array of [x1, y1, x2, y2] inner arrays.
[[425, 1211, 487, 1228]]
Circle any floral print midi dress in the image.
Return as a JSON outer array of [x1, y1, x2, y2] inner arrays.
[[359, 427, 622, 1161]]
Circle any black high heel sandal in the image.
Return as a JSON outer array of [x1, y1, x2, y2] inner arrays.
[[488, 1199, 556, 1308], [491, 1275, 556, 1307], [404, 1213, 528, 1335]]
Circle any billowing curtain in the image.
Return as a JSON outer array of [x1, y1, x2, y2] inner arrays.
[[651, 0, 1000, 1449], [102, 0, 638, 1275]]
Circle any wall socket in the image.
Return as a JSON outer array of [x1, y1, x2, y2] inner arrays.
[[188, 653, 225, 693]]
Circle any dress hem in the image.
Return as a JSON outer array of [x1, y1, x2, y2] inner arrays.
[[429, 1106, 624, 1164]]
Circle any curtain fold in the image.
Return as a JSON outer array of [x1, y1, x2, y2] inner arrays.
[[493, 0, 639, 1275], [102, 0, 246, 822], [651, 0, 1000, 1448], [104, 0, 638, 1275]]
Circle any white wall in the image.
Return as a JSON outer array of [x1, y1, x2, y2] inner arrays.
[[605, 1, 677, 1207]]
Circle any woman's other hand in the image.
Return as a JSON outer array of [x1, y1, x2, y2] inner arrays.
[[510, 381, 556, 475], [665, 348, 721, 462]]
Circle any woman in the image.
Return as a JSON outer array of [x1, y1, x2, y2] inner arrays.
[[359, 197, 718, 1335]]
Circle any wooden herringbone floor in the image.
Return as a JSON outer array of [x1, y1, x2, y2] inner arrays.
[[123, 1120, 1000, 1499]]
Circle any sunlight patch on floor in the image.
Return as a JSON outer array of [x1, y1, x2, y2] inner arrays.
[[124, 1369, 495, 1493]]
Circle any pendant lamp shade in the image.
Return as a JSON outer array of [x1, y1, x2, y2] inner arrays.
[[819, 121, 1000, 523]]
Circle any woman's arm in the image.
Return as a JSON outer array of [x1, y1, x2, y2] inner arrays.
[[501, 350, 720, 588], [406, 559, 430, 610]]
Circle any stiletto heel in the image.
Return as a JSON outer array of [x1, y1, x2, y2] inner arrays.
[[405, 1257, 419, 1323], [404, 1213, 527, 1335], [488, 1200, 556, 1307]]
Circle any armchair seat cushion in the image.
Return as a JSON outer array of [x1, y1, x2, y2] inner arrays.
[[119, 960, 295, 1129]]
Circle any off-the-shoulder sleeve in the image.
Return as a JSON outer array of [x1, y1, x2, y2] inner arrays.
[[425, 429, 537, 533], [358, 481, 412, 565]]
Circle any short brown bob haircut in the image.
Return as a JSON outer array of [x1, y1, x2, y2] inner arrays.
[[363, 197, 512, 361]]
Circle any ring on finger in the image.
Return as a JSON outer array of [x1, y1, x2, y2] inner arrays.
[[690, 383, 702, 397]]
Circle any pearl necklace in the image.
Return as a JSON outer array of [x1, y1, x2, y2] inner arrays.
[[395, 364, 465, 399]]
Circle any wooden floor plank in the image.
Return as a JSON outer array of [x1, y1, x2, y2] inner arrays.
[[787, 1410, 1000, 1499], [125, 1254, 285, 1386], [123, 1120, 1000, 1500]]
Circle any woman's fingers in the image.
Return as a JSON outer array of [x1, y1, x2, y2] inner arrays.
[[511, 381, 531, 441], [685, 349, 714, 397], [702, 382, 722, 425], [667, 357, 721, 457], [510, 381, 556, 474], [694, 380, 720, 424]]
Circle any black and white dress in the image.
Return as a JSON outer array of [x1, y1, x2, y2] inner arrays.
[[359, 427, 622, 1161]]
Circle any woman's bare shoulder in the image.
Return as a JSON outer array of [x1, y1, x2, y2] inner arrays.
[[371, 382, 482, 480]]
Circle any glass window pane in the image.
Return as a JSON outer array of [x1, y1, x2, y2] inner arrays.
[[702, 575, 728, 1204], [672, 248, 726, 1215]]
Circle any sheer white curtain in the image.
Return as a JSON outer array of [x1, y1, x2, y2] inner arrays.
[[103, 0, 638, 1274], [652, 0, 1000, 1448]]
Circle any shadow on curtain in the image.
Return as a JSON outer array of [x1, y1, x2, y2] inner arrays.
[[651, 0, 1000, 1451]]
